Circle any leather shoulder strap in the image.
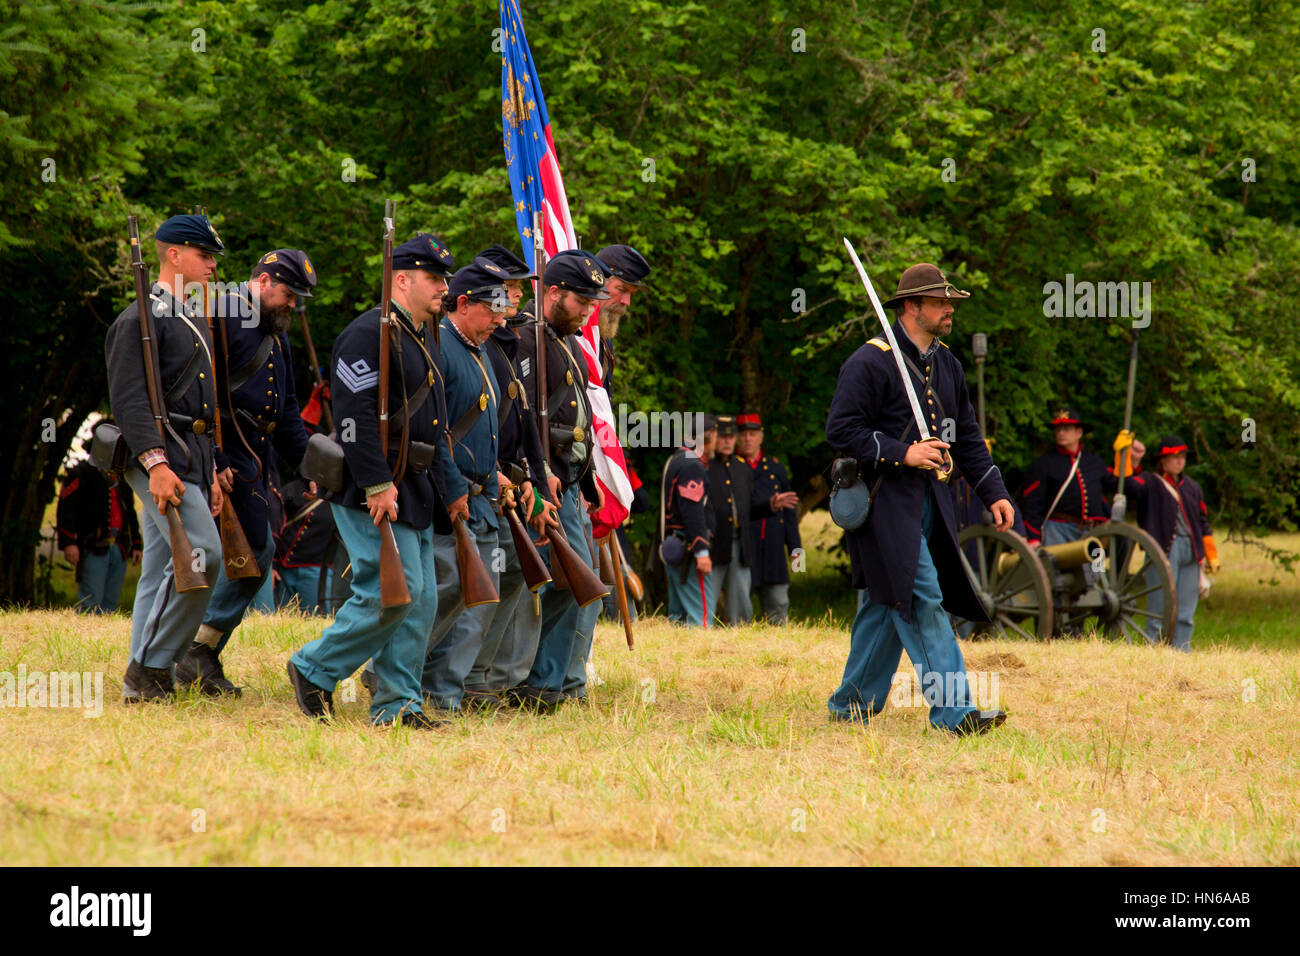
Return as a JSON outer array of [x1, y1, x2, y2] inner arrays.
[[227, 334, 276, 393]]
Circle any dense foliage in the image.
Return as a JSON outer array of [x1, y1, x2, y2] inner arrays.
[[3, 0, 1297, 601]]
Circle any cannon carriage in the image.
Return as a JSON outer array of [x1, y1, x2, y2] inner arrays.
[[950, 332, 1177, 644], [953, 521, 1176, 643]]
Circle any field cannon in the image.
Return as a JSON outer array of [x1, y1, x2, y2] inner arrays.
[[951, 331, 1176, 643], [953, 522, 1176, 643]]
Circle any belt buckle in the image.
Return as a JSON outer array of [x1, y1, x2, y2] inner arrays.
[[193, 419, 206, 435]]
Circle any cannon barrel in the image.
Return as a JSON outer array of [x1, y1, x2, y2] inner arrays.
[[997, 536, 1104, 577]]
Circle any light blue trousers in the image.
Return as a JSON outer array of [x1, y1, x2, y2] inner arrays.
[[291, 506, 437, 723], [526, 485, 601, 695], [828, 489, 977, 731], [706, 540, 753, 625], [467, 523, 530, 691], [420, 516, 501, 709], [124, 470, 222, 669], [202, 521, 277, 654], [1145, 533, 1200, 652], [75, 547, 126, 614]]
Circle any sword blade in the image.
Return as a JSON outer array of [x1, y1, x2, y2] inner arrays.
[[842, 238, 931, 440]]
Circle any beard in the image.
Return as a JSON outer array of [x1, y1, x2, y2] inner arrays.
[[598, 309, 622, 339], [257, 306, 293, 335], [549, 297, 586, 335]]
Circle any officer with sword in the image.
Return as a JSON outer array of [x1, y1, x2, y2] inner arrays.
[[826, 252, 1014, 735]]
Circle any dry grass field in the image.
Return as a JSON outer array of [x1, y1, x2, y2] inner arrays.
[[1, 582, 1296, 865]]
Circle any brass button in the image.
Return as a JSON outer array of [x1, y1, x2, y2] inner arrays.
[[267, 390, 272, 395]]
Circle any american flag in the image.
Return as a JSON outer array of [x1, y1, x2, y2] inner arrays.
[[500, 0, 632, 536]]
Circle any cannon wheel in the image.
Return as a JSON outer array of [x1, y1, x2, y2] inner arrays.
[[1097, 522, 1176, 644], [954, 525, 1054, 640]]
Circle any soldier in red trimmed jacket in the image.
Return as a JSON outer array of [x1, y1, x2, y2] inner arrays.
[[1021, 406, 1127, 546], [1113, 432, 1219, 651], [57, 455, 142, 613]]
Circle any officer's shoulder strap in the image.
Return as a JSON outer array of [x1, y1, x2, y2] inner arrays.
[[866, 336, 890, 352]]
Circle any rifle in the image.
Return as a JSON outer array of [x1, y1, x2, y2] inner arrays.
[[192, 208, 259, 581], [376, 199, 412, 610], [127, 215, 207, 593], [298, 302, 334, 434], [599, 534, 635, 649], [529, 211, 606, 608], [502, 465, 551, 592], [453, 510, 499, 607]]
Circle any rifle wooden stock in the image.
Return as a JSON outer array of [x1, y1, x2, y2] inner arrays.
[[601, 534, 635, 650], [376, 199, 411, 610], [546, 526, 608, 608], [454, 514, 499, 607], [218, 498, 260, 578], [128, 215, 207, 593], [597, 535, 616, 585], [506, 505, 551, 592], [204, 275, 260, 580]]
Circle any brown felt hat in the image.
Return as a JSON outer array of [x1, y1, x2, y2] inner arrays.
[[882, 262, 970, 309]]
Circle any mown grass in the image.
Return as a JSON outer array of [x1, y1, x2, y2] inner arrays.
[[0, 595, 1296, 865]]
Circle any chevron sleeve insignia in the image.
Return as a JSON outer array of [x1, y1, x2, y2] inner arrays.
[[336, 356, 379, 393]]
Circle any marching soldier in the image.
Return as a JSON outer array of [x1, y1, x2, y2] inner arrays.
[[735, 414, 802, 624], [105, 213, 225, 702], [1116, 433, 1220, 650], [176, 249, 316, 697], [464, 245, 559, 705], [662, 416, 717, 626], [416, 261, 510, 712], [594, 243, 651, 400], [57, 441, 142, 614], [514, 250, 608, 706], [825, 262, 1013, 735], [593, 244, 651, 626], [1021, 407, 1126, 546], [287, 234, 458, 728], [705, 415, 796, 625]]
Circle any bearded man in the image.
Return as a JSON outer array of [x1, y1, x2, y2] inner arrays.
[[177, 249, 317, 696]]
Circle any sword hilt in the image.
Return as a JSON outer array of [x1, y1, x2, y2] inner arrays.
[[917, 436, 954, 482]]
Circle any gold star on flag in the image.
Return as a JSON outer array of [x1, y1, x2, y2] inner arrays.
[[516, 200, 525, 211], [523, 227, 532, 238]]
